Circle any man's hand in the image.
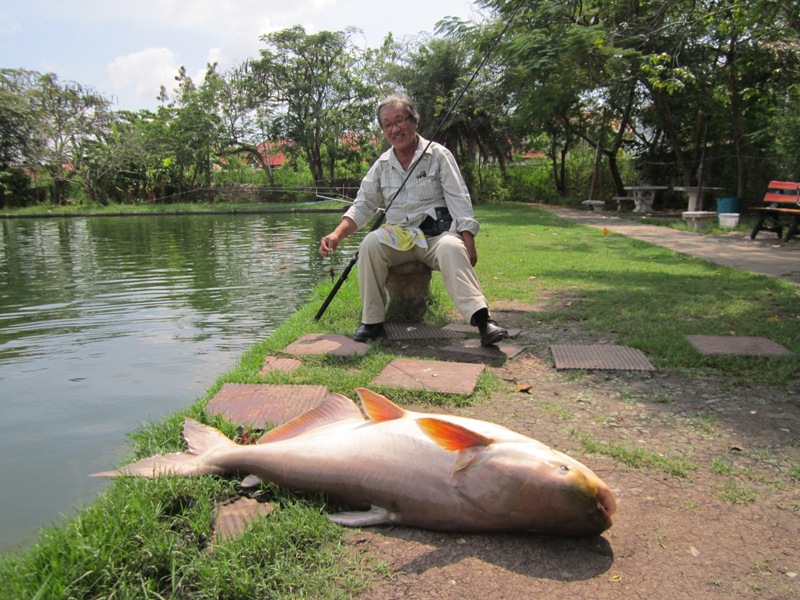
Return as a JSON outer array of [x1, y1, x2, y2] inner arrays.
[[319, 217, 357, 258], [319, 233, 340, 258], [461, 231, 478, 267]]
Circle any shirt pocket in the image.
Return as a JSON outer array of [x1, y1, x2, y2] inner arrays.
[[413, 170, 443, 203]]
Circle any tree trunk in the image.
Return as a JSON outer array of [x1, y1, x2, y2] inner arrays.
[[727, 37, 748, 199]]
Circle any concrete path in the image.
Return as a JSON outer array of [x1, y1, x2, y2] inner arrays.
[[551, 208, 800, 285]]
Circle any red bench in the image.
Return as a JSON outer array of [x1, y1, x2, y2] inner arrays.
[[750, 181, 800, 242]]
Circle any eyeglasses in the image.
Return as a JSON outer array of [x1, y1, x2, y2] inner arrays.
[[381, 116, 413, 132]]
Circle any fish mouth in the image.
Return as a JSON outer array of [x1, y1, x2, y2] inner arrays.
[[597, 484, 617, 517], [593, 485, 617, 531]]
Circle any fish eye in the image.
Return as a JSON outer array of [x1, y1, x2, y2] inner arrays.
[[558, 465, 571, 474]]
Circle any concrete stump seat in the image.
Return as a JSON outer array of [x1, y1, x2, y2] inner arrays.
[[385, 261, 433, 322]]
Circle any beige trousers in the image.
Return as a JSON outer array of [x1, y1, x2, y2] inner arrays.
[[357, 231, 488, 324]]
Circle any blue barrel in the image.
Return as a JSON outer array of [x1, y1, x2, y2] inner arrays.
[[716, 197, 740, 214]]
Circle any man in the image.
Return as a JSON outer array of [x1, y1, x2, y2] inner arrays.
[[319, 93, 508, 347]]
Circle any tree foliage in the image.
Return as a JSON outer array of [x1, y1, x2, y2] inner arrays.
[[2, 3, 800, 208]]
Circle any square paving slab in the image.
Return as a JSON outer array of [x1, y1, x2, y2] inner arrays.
[[685, 335, 793, 356], [371, 358, 485, 394], [439, 338, 526, 364], [206, 383, 329, 427], [384, 322, 465, 340], [259, 356, 303, 375], [283, 334, 368, 356], [550, 344, 656, 371], [211, 497, 274, 545]]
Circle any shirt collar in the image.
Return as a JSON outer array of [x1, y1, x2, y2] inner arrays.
[[384, 135, 431, 171]]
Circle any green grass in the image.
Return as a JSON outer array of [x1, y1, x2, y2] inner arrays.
[[570, 431, 697, 478], [719, 480, 759, 504], [473, 204, 799, 386], [2, 202, 799, 597], [1, 477, 371, 599], [0, 199, 341, 218], [711, 457, 737, 476]]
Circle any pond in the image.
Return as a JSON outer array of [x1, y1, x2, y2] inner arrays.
[[0, 210, 356, 552]]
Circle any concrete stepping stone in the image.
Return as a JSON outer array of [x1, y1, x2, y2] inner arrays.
[[210, 496, 274, 546], [439, 338, 526, 364], [550, 344, 655, 371], [371, 358, 485, 394], [206, 383, 328, 427], [284, 334, 368, 356], [384, 322, 465, 340], [259, 356, 302, 375], [685, 335, 793, 357]]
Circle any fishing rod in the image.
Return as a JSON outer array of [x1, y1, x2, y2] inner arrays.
[[314, 6, 522, 321]]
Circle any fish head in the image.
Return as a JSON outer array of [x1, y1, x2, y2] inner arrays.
[[452, 442, 616, 536]]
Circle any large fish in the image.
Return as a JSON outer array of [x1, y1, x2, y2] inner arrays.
[[94, 388, 616, 536]]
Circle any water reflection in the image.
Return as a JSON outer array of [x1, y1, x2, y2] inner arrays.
[[0, 211, 353, 552]]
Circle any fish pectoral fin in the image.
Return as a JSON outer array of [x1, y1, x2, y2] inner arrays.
[[417, 417, 494, 452], [328, 505, 399, 527]]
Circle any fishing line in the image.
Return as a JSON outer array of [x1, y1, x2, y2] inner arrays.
[[315, 4, 523, 321]]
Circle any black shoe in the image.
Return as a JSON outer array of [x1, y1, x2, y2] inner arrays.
[[478, 319, 508, 347], [354, 322, 385, 342]]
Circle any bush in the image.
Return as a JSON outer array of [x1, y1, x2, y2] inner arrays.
[[506, 162, 558, 203], [471, 164, 509, 204], [0, 168, 37, 207]]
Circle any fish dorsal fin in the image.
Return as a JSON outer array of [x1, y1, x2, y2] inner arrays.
[[355, 388, 406, 422], [257, 393, 364, 444], [417, 417, 494, 452]]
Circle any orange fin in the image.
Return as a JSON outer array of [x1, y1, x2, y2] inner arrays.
[[355, 388, 406, 422], [258, 393, 364, 444], [417, 417, 493, 452]]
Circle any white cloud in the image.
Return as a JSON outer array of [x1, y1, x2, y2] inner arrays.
[[52, 0, 324, 38], [105, 48, 180, 109], [17, 0, 476, 111]]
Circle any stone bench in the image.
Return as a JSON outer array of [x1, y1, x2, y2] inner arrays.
[[682, 211, 717, 231], [385, 261, 432, 322], [612, 196, 635, 212], [581, 200, 605, 211]]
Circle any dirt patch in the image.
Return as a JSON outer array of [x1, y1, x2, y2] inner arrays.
[[348, 309, 800, 599]]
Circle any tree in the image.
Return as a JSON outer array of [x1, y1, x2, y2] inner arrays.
[[251, 26, 374, 185], [480, 0, 600, 195], [157, 64, 226, 192], [0, 71, 38, 207], [25, 73, 114, 204], [215, 62, 279, 185]]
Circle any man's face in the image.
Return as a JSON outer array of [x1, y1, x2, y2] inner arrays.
[[379, 105, 417, 155]]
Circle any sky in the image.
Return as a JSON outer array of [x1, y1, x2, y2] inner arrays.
[[2, 0, 481, 111]]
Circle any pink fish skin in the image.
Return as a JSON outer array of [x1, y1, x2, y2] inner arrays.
[[93, 388, 616, 537]]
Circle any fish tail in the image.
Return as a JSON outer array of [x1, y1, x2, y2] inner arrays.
[[91, 418, 234, 479]]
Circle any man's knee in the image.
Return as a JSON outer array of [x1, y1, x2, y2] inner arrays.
[[434, 233, 468, 260], [360, 231, 380, 252]]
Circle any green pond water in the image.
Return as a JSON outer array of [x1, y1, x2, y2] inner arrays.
[[0, 210, 356, 552]]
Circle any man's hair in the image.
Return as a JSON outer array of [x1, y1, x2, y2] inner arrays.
[[376, 93, 420, 126]]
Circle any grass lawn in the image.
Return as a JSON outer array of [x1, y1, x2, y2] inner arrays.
[[1, 202, 798, 598]]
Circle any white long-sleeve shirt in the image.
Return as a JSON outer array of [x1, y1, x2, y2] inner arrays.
[[343, 135, 480, 236]]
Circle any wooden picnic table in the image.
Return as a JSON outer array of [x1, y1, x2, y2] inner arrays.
[[623, 186, 669, 213], [674, 186, 725, 212]]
